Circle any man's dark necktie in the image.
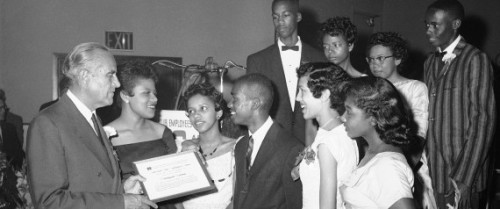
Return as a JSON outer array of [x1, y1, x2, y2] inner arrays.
[[246, 135, 254, 172], [435, 51, 447, 70], [281, 45, 299, 51], [91, 114, 104, 145], [435, 51, 447, 58]]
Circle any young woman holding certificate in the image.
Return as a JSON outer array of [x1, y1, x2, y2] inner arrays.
[[178, 82, 236, 209]]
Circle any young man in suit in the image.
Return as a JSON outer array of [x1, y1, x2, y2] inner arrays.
[[27, 42, 157, 209], [229, 73, 304, 209], [423, 1, 496, 208], [246, 0, 326, 145]]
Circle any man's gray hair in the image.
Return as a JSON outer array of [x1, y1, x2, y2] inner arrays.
[[62, 42, 110, 86]]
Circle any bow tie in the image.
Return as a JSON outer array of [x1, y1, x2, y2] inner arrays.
[[435, 51, 447, 57], [281, 45, 299, 51]]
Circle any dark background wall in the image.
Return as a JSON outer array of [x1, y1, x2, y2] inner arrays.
[[1, 0, 499, 122]]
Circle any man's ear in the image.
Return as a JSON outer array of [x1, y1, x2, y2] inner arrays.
[[297, 12, 302, 23], [452, 19, 461, 30], [78, 69, 90, 86], [251, 98, 262, 111], [348, 43, 354, 52]]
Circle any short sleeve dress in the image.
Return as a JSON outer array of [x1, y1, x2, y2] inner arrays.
[[340, 152, 414, 208], [393, 79, 429, 137], [299, 125, 359, 209]]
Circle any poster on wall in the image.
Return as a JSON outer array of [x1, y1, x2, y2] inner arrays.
[[159, 110, 198, 140]]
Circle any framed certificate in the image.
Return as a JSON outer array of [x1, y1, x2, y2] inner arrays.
[[133, 151, 216, 202]]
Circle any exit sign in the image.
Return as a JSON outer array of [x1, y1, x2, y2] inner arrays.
[[105, 31, 133, 50]]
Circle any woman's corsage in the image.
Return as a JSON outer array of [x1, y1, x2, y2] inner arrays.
[[103, 126, 120, 162], [442, 52, 457, 65], [302, 146, 316, 165], [291, 146, 316, 181], [103, 126, 118, 139]]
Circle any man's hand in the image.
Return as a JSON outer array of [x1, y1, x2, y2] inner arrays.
[[123, 194, 158, 209], [445, 179, 471, 208], [124, 175, 146, 194], [456, 181, 471, 209]]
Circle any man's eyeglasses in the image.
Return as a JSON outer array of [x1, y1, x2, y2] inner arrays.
[[366, 55, 394, 65]]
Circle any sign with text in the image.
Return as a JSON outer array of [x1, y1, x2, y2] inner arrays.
[[105, 31, 133, 50], [160, 110, 198, 140]]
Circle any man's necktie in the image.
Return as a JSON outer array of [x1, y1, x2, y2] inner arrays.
[[281, 45, 299, 51], [91, 114, 104, 145], [246, 135, 254, 172], [435, 51, 447, 58]]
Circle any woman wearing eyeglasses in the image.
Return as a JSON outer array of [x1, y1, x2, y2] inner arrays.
[[366, 32, 429, 140], [366, 32, 435, 209], [179, 82, 236, 209]]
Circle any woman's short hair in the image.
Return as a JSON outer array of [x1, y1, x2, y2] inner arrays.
[[367, 32, 408, 72], [344, 77, 417, 147], [117, 60, 159, 96], [297, 62, 351, 115], [184, 82, 229, 116], [320, 17, 357, 45]]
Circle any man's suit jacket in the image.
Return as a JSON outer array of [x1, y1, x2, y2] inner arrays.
[[233, 122, 304, 209], [246, 43, 326, 143], [27, 94, 124, 209], [5, 112, 23, 148], [1, 122, 24, 169], [423, 38, 496, 193]]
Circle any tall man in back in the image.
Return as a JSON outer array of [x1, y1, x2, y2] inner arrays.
[[246, 0, 326, 145], [27, 42, 157, 209], [229, 73, 303, 209], [423, 1, 496, 208]]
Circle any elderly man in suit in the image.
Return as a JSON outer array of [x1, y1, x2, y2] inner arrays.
[[27, 42, 157, 209], [246, 0, 326, 146], [229, 73, 304, 209], [423, 1, 496, 208]]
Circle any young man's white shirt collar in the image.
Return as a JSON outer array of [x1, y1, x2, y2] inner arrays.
[[277, 37, 302, 111], [248, 116, 274, 166], [439, 35, 461, 62], [67, 90, 99, 135]]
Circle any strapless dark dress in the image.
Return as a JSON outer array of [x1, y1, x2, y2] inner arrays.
[[114, 128, 177, 179], [113, 128, 178, 209]]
